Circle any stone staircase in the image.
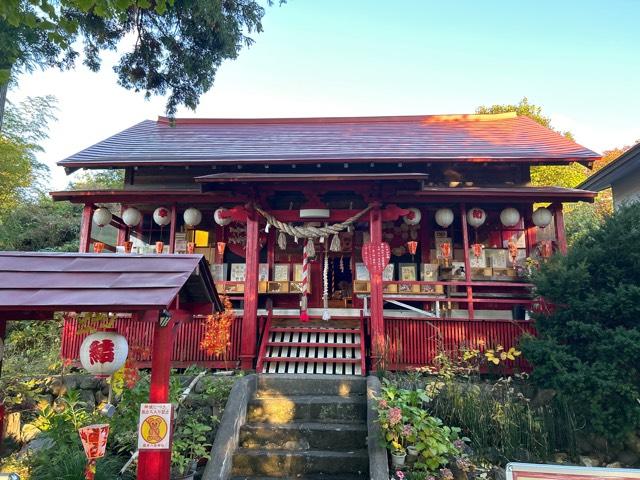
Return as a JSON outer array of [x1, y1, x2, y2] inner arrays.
[[230, 375, 369, 479], [257, 317, 366, 376]]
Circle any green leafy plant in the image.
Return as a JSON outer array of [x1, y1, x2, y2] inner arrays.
[[30, 447, 133, 480], [171, 417, 213, 477]]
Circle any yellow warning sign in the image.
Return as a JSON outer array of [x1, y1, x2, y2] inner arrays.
[[137, 403, 172, 450]]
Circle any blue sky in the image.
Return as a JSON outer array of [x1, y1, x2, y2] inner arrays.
[[11, 0, 640, 189]]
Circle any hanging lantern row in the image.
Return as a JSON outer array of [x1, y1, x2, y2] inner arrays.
[[433, 207, 551, 229]]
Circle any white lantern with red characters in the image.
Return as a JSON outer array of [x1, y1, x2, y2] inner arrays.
[[214, 207, 231, 226], [122, 207, 142, 227], [93, 208, 112, 228], [153, 207, 171, 226], [435, 208, 454, 228], [79, 331, 128, 377], [467, 207, 487, 228], [500, 207, 520, 227], [402, 207, 422, 225]]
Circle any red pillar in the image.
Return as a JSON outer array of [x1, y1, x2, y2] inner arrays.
[[0, 319, 6, 445], [169, 205, 177, 254], [369, 207, 384, 368], [79, 204, 93, 253], [460, 204, 474, 320], [240, 209, 259, 370], [553, 203, 567, 254], [137, 310, 173, 480]]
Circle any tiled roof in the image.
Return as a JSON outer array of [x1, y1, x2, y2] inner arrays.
[[58, 113, 600, 169], [0, 252, 221, 313]]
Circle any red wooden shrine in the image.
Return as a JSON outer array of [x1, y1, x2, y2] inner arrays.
[[49, 113, 600, 376]]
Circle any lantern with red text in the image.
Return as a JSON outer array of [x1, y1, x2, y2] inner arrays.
[[402, 208, 422, 225], [407, 240, 418, 261], [153, 207, 171, 226], [78, 423, 110, 480], [79, 331, 128, 378], [466, 207, 486, 228]]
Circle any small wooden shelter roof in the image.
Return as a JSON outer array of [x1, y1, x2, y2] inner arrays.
[[578, 142, 640, 191], [58, 113, 600, 170], [0, 252, 222, 318]]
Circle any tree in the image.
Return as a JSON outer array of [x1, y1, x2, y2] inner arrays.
[[522, 203, 640, 443], [0, 0, 269, 129]]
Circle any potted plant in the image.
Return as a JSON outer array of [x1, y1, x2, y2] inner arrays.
[[171, 417, 212, 480], [391, 446, 407, 467]]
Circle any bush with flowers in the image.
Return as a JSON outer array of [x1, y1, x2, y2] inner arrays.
[[375, 380, 466, 472]]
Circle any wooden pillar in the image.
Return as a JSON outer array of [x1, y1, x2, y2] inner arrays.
[[553, 203, 567, 254], [525, 205, 537, 257], [240, 209, 259, 370], [369, 206, 384, 368], [137, 310, 172, 480], [79, 204, 93, 253], [460, 204, 474, 320], [168, 205, 177, 254], [117, 206, 128, 246]]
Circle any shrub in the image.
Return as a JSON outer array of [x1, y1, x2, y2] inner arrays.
[[30, 447, 133, 480], [522, 203, 640, 443]]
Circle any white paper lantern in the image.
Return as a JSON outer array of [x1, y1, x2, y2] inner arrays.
[[467, 207, 487, 228], [435, 208, 454, 228], [403, 207, 422, 225], [532, 207, 553, 228], [122, 207, 142, 227], [93, 207, 112, 228], [214, 208, 231, 226], [500, 207, 521, 228], [183, 207, 202, 228], [153, 207, 171, 226], [79, 331, 128, 377]]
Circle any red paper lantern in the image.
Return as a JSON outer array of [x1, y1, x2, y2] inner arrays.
[[79, 331, 128, 378], [216, 241, 227, 256], [79, 424, 110, 460], [406, 240, 418, 255], [472, 243, 483, 258]]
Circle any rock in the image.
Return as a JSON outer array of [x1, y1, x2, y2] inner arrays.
[[101, 384, 110, 395], [624, 432, 640, 455], [95, 390, 107, 404], [21, 423, 41, 443], [194, 378, 207, 394], [606, 462, 622, 468], [63, 375, 78, 390], [617, 450, 639, 466], [38, 394, 54, 408], [530, 388, 556, 408], [491, 466, 506, 480], [17, 435, 54, 458], [79, 377, 100, 390], [553, 452, 569, 463], [580, 456, 600, 468], [50, 378, 67, 397], [53, 397, 67, 412], [576, 435, 593, 455], [80, 389, 96, 409], [591, 436, 609, 452]]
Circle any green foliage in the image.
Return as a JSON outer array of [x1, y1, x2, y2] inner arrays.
[[522, 203, 640, 443], [1, 0, 269, 116], [30, 447, 133, 480], [171, 416, 212, 476], [376, 380, 461, 472], [69, 169, 124, 190], [429, 376, 577, 465], [2, 316, 62, 376]]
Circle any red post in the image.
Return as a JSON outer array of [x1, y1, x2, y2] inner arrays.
[[369, 206, 384, 368], [460, 204, 474, 320], [553, 203, 567, 254], [240, 209, 259, 370], [137, 310, 172, 480], [169, 205, 177, 254], [0, 318, 6, 445], [79, 204, 94, 253], [525, 206, 537, 257], [117, 206, 127, 246]]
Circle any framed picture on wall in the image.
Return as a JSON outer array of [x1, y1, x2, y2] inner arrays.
[[258, 264, 269, 281], [382, 264, 394, 281], [230, 263, 246, 282], [435, 238, 453, 259], [293, 263, 304, 282], [273, 264, 290, 282], [486, 249, 508, 269], [451, 261, 466, 280], [211, 264, 227, 282], [421, 263, 439, 281], [355, 263, 370, 281], [470, 249, 487, 268], [399, 264, 417, 281]]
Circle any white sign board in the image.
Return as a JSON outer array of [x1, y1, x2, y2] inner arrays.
[[507, 462, 640, 480], [137, 403, 173, 451]]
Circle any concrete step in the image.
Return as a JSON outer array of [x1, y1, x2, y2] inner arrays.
[[232, 449, 369, 477], [240, 422, 367, 451], [257, 374, 366, 396], [230, 475, 367, 480], [247, 395, 366, 424]]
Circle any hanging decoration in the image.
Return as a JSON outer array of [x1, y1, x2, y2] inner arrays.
[[329, 234, 341, 252], [122, 207, 142, 227], [79, 331, 128, 378], [500, 207, 520, 228], [216, 241, 226, 258], [93, 207, 112, 228], [153, 207, 171, 226], [183, 207, 202, 228], [254, 204, 372, 245], [435, 208, 454, 228], [466, 207, 487, 228], [277, 232, 287, 251], [200, 295, 235, 357], [472, 243, 484, 259], [305, 238, 316, 258], [507, 237, 519, 267], [214, 208, 231, 226], [322, 244, 331, 321], [402, 207, 422, 225], [300, 239, 311, 323], [532, 207, 553, 228], [78, 424, 110, 480], [93, 242, 105, 254], [407, 240, 418, 256]]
